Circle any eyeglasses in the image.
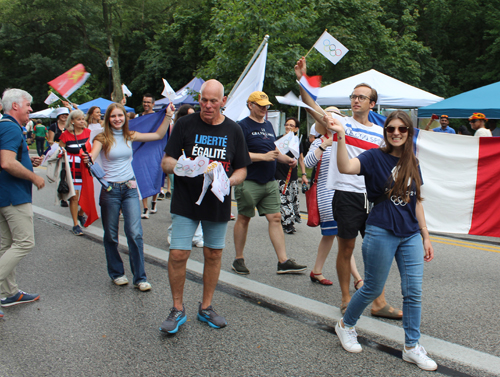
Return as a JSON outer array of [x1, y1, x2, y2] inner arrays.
[[385, 126, 409, 134], [252, 103, 270, 110], [285, 123, 296, 127], [349, 94, 371, 102], [469, 120, 479, 124]]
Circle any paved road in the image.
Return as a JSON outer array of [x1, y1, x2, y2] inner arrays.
[[0, 165, 499, 376]]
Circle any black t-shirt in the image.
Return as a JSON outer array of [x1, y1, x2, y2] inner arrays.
[[49, 122, 64, 143], [165, 113, 251, 222], [238, 117, 277, 184]]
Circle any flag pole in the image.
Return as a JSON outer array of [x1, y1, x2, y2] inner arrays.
[[304, 29, 327, 58], [227, 35, 269, 103]]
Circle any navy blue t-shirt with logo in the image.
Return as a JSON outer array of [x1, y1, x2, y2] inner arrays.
[[238, 117, 277, 184], [358, 148, 421, 237]]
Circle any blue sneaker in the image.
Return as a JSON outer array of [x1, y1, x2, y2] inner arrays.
[[159, 305, 187, 334], [1, 291, 40, 307], [0, 308, 4, 318], [78, 214, 87, 227], [197, 303, 227, 329], [72, 225, 83, 236]]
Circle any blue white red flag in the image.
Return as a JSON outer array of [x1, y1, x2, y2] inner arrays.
[[299, 75, 322, 102]]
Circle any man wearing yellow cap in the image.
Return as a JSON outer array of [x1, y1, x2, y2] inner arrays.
[[469, 113, 492, 137], [232, 91, 307, 275]]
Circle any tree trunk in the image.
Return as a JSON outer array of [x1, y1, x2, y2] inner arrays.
[[103, 0, 123, 103], [107, 34, 123, 102]]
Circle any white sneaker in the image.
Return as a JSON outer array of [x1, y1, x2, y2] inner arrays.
[[335, 319, 362, 353], [134, 281, 152, 291], [403, 344, 437, 371], [141, 208, 149, 219], [150, 201, 157, 214], [113, 276, 129, 286], [193, 240, 204, 248]]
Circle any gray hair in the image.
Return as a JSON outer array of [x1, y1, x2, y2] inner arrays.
[[1, 88, 33, 112], [65, 110, 85, 133]]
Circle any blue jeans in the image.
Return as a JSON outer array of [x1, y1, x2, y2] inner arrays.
[[343, 224, 424, 347], [99, 183, 147, 285]]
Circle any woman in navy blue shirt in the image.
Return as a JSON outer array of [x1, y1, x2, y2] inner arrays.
[[328, 110, 437, 371]]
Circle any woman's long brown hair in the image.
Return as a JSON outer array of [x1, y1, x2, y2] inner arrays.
[[94, 103, 135, 158], [380, 110, 422, 203]]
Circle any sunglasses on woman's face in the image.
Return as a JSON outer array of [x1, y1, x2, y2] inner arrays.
[[385, 126, 409, 134]]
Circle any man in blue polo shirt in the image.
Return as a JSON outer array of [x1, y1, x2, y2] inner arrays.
[[425, 114, 456, 134], [0, 88, 45, 317]]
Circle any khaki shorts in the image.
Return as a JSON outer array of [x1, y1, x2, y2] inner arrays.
[[234, 180, 280, 218]]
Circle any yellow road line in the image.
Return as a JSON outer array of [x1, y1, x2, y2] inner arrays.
[[429, 237, 500, 253]]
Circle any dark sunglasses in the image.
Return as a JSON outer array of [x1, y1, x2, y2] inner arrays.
[[385, 126, 409, 134]]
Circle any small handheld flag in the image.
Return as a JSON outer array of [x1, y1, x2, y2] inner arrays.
[[122, 84, 132, 97], [162, 78, 176, 100], [44, 92, 61, 105], [299, 75, 322, 102], [48, 64, 90, 98], [313, 30, 349, 65]]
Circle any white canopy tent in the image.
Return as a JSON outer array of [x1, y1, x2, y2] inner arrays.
[[316, 69, 443, 108], [29, 108, 57, 119]]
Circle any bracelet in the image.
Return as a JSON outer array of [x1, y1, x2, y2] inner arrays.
[[318, 146, 326, 152], [302, 173, 307, 176], [420, 226, 427, 231]]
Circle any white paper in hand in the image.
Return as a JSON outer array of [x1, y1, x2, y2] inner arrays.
[[174, 155, 209, 178], [210, 163, 230, 202], [196, 162, 230, 205]]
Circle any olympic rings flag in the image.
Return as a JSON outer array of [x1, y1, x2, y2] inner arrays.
[[313, 31, 349, 65]]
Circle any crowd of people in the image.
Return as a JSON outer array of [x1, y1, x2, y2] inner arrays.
[[2, 60, 497, 370]]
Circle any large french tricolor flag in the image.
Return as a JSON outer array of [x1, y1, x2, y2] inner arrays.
[[416, 130, 500, 237], [299, 75, 322, 101]]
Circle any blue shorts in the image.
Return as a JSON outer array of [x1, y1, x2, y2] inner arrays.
[[170, 214, 228, 250]]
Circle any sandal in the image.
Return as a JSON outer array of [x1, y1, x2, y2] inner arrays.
[[340, 303, 348, 315], [354, 279, 363, 291], [370, 304, 402, 320]]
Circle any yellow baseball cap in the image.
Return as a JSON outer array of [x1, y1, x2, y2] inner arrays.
[[247, 91, 272, 106]]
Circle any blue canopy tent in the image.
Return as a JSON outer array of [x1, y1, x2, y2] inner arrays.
[[78, 98, 135, 115], [418, 81, 500, 119], [154, 77, 205, 110]]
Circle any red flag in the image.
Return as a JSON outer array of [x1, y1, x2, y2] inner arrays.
[[48, 64, 91, 98], [78, 140, 100, 227]]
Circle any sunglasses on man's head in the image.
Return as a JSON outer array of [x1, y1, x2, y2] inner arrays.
[[385, 126, 409, 134]]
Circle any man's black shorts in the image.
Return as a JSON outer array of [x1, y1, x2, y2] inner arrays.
[[332, 190, 368, 239]]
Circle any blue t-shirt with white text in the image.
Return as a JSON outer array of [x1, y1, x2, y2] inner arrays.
[[238, 117, 277, 184], [358, 148, 421, 237]]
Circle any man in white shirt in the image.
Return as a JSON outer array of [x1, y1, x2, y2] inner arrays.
[[294, 57, 402, 319], [469, 112, 492, 137]]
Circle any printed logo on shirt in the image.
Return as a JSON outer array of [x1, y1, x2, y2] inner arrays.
[[192, 133, 231, 172], [250, 128, 273, 139], [344, 122, 384, 146]]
